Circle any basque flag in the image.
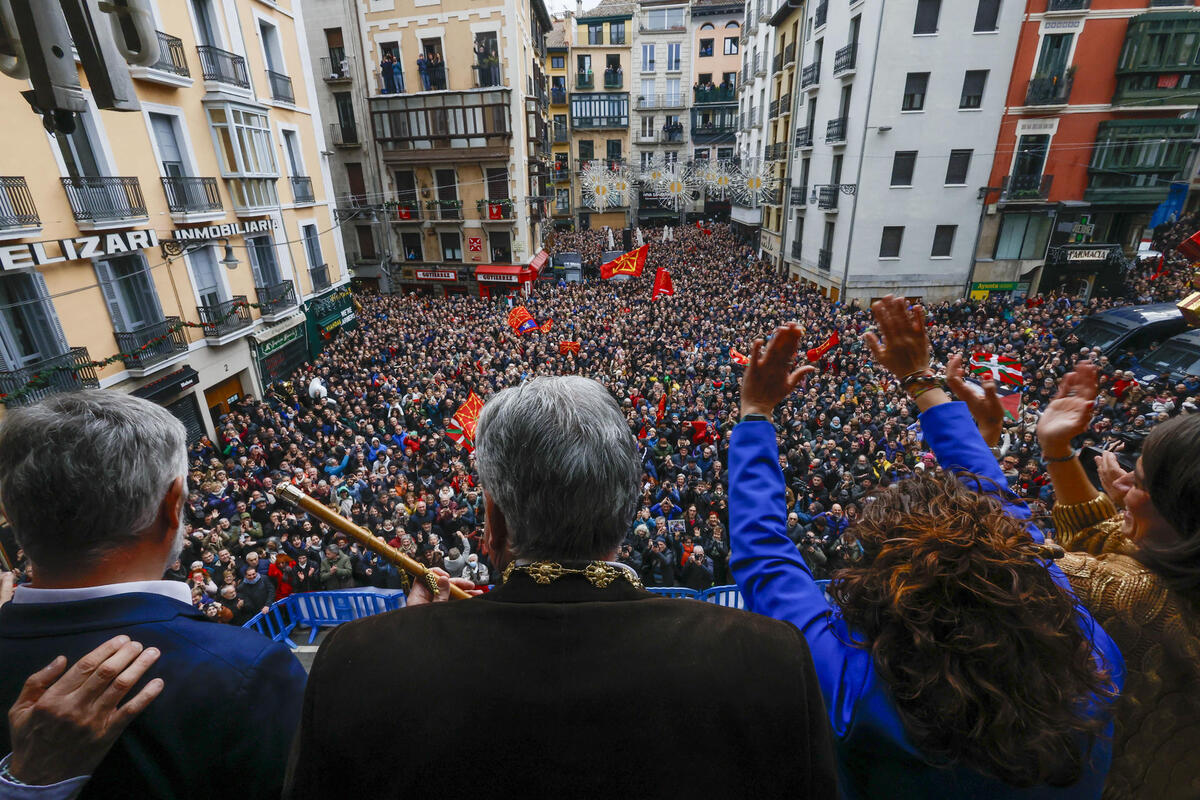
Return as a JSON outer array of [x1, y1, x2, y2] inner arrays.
[[601, 244, 649, 279], [969, 351, 1023, 387], [507, 306, 538, 335]]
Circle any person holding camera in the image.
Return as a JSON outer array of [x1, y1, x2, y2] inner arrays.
[[680, 545, 714, 591]]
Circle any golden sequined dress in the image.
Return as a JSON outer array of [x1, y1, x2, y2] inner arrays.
[[1053, 494, 1200, 800]]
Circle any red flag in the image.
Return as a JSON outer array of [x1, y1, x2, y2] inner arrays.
[[475, 359, 485, 374], [999, 392, 1022, 422], [1151, 255, 1167, 281], [447, 391, 484, 451], [655, 394, 666, 423], [696, 221, 702, 230], [397, 206, 412, 220], [488, 202, 504, 220], [1177, 229, 1200, 261], [540, 319, 554, 333], [806, 331, 840, 363], [729, 348, 749, 366], [652, 265, 674, 300], [559, 340, 580, 355], [684, 420, 716, 445], [601, 244, 649, 279], [638, 425, 647, 439], [507, 306, 538, 335], [703, 228, 712, 236]]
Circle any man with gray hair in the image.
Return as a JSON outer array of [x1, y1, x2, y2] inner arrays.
[[286, 376, 836, 798], [0, 391, 306, 799]]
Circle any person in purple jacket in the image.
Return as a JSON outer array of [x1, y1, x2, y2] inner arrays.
[[729, 296, 1124, 800]]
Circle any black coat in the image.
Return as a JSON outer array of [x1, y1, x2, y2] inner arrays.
[[285, 572, 837, 798]]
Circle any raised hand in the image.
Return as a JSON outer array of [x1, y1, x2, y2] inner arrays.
[[739, 323, 816, 418], [864, 295, 930, 380], [1036, 362, 1099, 458], [1096, 450, 1131, 508], [946, 354, 1005, 447]]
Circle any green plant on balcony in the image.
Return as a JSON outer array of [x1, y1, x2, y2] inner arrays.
[[478, 198, 514, 212], [425, 198, 463, 209]]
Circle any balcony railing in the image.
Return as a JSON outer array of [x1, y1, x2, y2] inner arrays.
[[553, 124, 569, 142], [773, 53, 783, 74], [834, 43, 857, 76], [426, 200, 463, 220], [826, 116, 848, 144], [1046, 0, 1089, 10], [321, 55, 352, 82], [1026, 73, 1073, 106], [61, 177, 147, 222], [255, 281, 298, 317], [790, 186, 806, 206], [290, 176, 315, 204], [640, 93, 687, 109], [149, 31, 189, 77], [386, 200, 422, 221], [115, 318, 188, 371], [266, 70, 294, 103], [197, 45, 250, 88], [0, 348, 100, 407], [552, 167, 570, 181], [309, 264, 331, 293], [0, 177, 40, 230], [791, 240, 803, 259], [577, 71, 594, 89], [603, 70, 623, 89], [478, 199, 516, 220], [161, 176, 221, 214], [754, 54, 766, 76], [551, 87, 567, 104], [473, 63, 503, 88], [1001, 173, 1053, 202], [795, 126, 813, 148], [660, 127, 684, 143], [785, 43, 796, 66], [330, 121, 359, 147], [818, 186, 839, 211], [198, 296, 252, 340], [693, 86, 736, 104], [818, 248, 832, 270], [801, 62, 820, 88], [815, 0, 828, 26]]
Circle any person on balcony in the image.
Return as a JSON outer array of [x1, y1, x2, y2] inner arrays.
[[428, 51, 446, 90], [417, 51, 430, 91], [381, 53, 396, 94], [392, 57, 405, 94]]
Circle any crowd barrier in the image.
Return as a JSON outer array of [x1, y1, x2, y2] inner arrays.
[[243, 582, 831, 648]]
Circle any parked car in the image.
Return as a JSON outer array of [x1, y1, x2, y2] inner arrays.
[[1070, 303, 1188, 367]]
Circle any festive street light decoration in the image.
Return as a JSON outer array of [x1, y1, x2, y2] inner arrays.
[[656, 162, 698, 211], [702, 161, 734, 200], [730, 159, 777, 208], [639, 153, 668, 191], [580, 161, 616, 211], [610, 165, 632, 207]]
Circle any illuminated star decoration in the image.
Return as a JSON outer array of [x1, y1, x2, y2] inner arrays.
[[730, 159, 777, 208], [702, 160, 734, 200], [609, 165, 633, 208], [656, 162, 699, 211], [639, 153, 668, 192], [580, 161, 616, 211]]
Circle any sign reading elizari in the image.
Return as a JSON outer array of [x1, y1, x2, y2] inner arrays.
[[0, 229, 159, 271]]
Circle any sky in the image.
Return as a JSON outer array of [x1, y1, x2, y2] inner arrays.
[[545, 0, 576, 14]]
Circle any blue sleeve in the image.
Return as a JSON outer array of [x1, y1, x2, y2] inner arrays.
[[919, 402, 1043, 544], [0, 756, 88, 800], [224, 642, 307, 800], [729, 420, 871, 737]]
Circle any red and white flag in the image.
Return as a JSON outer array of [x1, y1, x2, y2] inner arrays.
[[969, 352, 1023, 387], [652, 265, 675, 300]]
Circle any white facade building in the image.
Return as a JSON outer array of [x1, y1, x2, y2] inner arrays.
[[731, 0, 777, 237], [782, 0, 1021, 303]]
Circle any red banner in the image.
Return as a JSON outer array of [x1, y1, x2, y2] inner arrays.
[[601, 244, 649, 279], [806, 331, 840, 363], [507, 306, 538, 335], [540, 319, 554, 333], [729, 349, 748, 366], [652, 265, 675, 300], [559, 341, 581, 355], [488, 203, 504, 220]]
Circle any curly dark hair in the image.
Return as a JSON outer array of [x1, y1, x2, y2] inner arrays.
[[829, 471, 1114, 788]]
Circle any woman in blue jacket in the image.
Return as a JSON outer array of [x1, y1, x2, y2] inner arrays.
[[730, 296, 1123, 799]]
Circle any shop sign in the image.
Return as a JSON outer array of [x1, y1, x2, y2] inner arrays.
[[258, 325, 303, 356], [1067, 248, 1112, 262], [169, 219, 278, 242], [477, 272, 520, 283], [971, 282, 1020, 291], [0, 229, 159, 271], [415, 270, 458, 280], [1072, 223, 1096, 236]]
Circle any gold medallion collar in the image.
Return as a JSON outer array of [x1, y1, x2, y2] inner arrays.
[[501, 560, 644, 590]]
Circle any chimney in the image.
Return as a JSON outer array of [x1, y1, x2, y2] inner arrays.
[[576, 0, 583, 15]]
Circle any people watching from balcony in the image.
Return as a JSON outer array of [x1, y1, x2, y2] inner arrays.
[[426, 50, 446, 90], [474, 37, 500, 87], [663, 120, 684, 141], [381, 52, 396, 94]]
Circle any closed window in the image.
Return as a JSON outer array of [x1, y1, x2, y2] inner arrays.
[[974, 0, 1000, 32], [880, 226, 904, 258], [588, 23, 603, 44], [96, 254, 163, 331], [610, 21, 625, 44], [725, 37, 738, 55], [946, 149, 972, 185], [903, 72, 929, 111], [551, 55, 564, 69], [931, 225, 956, 257], [960, 70, 988, 109], [246, 234, 283, 286], [441, 232, 462, 261], [914, 0, 941, 34], [642, 44, 655, 71], [995, 212, 1051, 260], [891, 151, 917, 186], [667, 43, 681, 71], [302, 224, 323, 268]]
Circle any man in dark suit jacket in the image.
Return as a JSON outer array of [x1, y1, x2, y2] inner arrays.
[[285, 376, 836, 798], [0, 392, 306, 799]]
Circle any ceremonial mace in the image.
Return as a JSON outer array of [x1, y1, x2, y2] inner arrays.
[[277, 484, 472, 600]]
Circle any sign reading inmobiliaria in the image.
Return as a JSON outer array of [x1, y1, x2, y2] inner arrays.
[[169, 219, 278, 241]]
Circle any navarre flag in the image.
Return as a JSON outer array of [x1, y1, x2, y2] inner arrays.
[[446, 391, 485, 451], [559, 341, 581, 356], [540, 319, 554, 333], [601, 244, 649, 279], [806, 331, 840, 363], [969, 351, 1023, 387], [507, 306, 538, 335], [729, 348, 749, 367], [652, 265, 675, 300]]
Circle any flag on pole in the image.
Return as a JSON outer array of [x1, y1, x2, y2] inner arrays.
[[969, 352, 1023, 387], [652, 265, 675, 300], [729, 349, 749, 366], [446, 391, 485, 452], [540, 319, 554, 333], [601, 244, 649, 279], [507, 306, 538, 335], [559, 341, 581, 355], [806, 331, 840, 363]]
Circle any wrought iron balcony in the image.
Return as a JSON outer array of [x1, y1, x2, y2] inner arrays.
[[1026, 73, 1073, 106], [290, 176, 315, 205], [552, 167, 570, 181], [553, 124, 569, 143], [267, 70, 294, 103], [815, 0, 828, 27], [197, 45, 250, 88], [386, 200, 422, 221], [818, 186, 839, 211], [826, 117, 848, 144], [784, 43, 796, 66], [603, 70, 623, 89], [577, 71, 594, 89], [474, 63, 503, 88], [161, 176, 221, 214], [198, 296, 252, 340], [1001, 173, 1053, 202], [660, 127, 684, 143], [61, 177, 147, 222], [772, 53, 783, 74], [1046, 0, 1089, 10], [0, 348, 99, 407], [426, 200, 463, 220], [791, 240, 803, 259], [693, 85, 736, 104], [321, 55, 352, 82], [115, 318, 188, 371], [0, 177, 40, 230], [795, 126, 813, 148], [834, 43, 857, 76], [818, 247, 832, 270], [309, 264, 331, 293], [790, 186, 807, 206], [770, 98, 787, 118], [801, 61, 820, 88], [478, 198, 516, 220], [641, 93, 688, 109], [754, 54, 766, 76], [551, 87, 567, 104], [255, 281, 298, 318], [330, 121, 359, 147], [149, 31, 189, 77]]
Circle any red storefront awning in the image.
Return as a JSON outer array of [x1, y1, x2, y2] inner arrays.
[[528, 249, 549, 276], [475, 264, 535, 284]]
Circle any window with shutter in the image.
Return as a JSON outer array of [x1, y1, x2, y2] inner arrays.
[[932, 225, 957, 257], [96, 254, 161, 332], [960, 70, 988, 109], [891, 151, 917, 186], [913, 0, 941, 35], [946, 149, 972, 185], [188, 246, 224, 307], [302, 225, 323, 268], [0, 273, 66, 367], [974, 0, 1000, 33], [880, 226, 904, 258], [903, 73, 929, 111], [246, 235, 282, 286]]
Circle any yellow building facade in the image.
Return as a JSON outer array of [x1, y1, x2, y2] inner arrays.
[[0, 0, 347, 440], [760, 0, 801, 266], [548, 18, 573, 229]]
